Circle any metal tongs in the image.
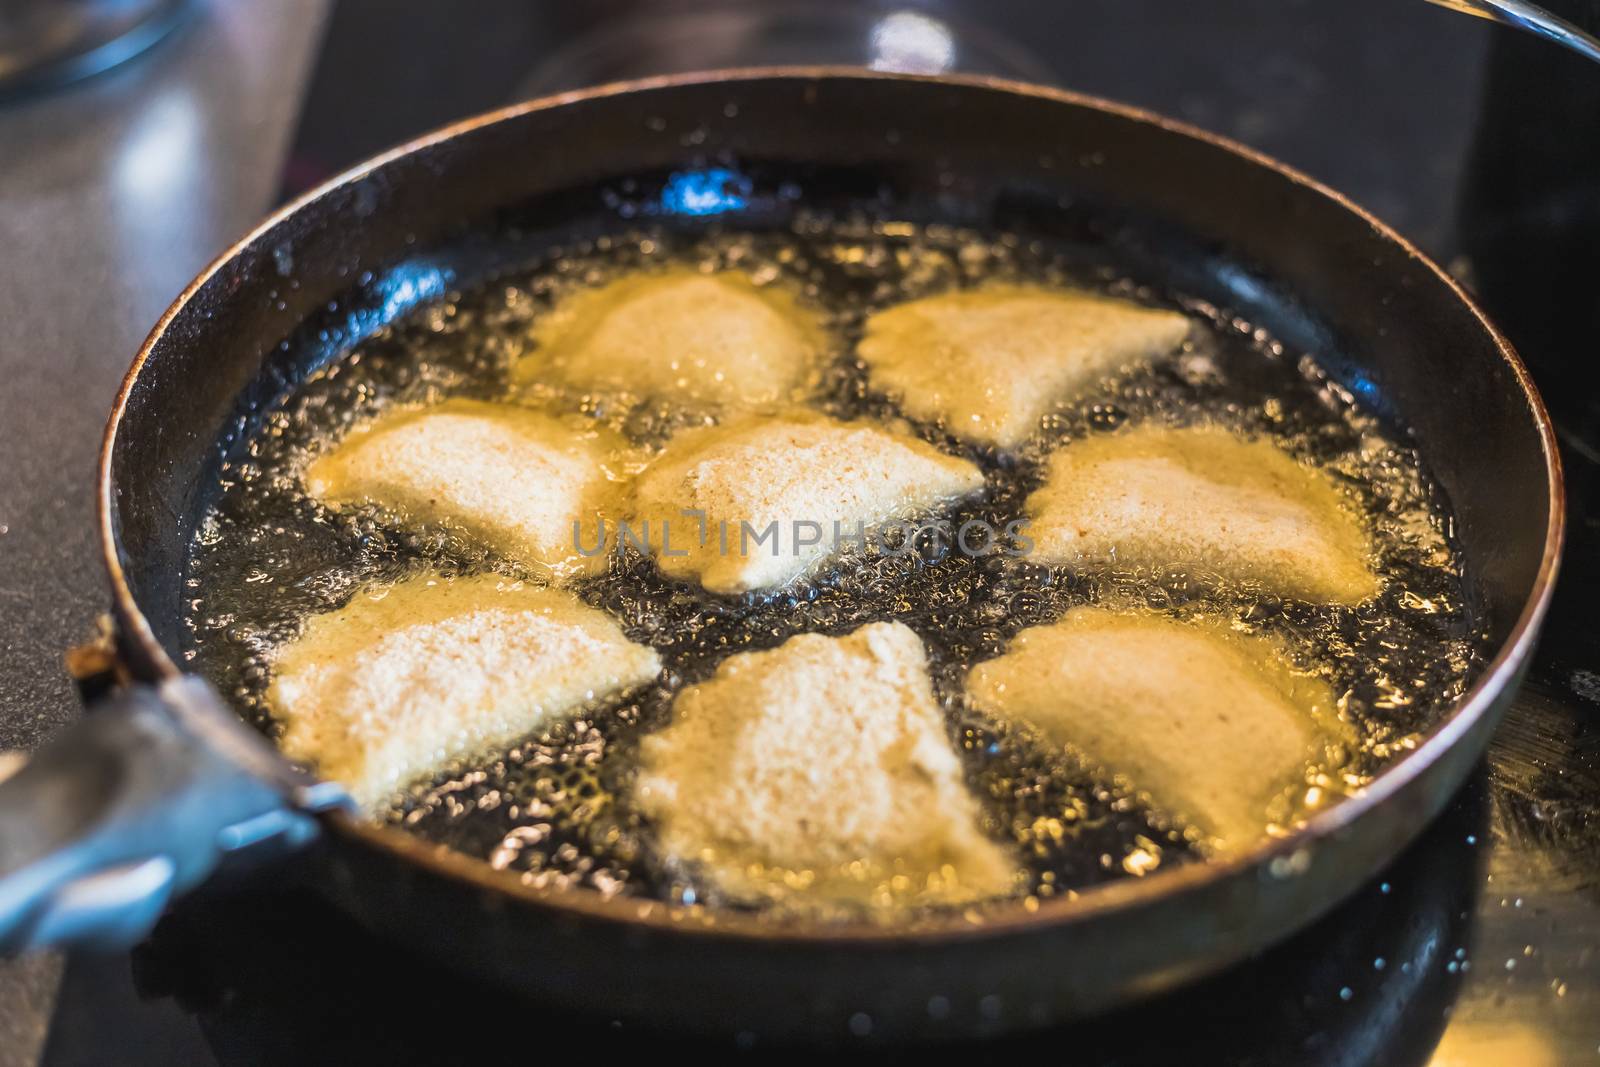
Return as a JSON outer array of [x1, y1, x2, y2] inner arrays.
[[1428, 0, 1600, 63]]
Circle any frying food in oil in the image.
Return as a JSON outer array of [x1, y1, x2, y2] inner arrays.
[[636, 622, 1017, 910], [966, 607, 1343, 853], [271, 572, 660, 807], [858, 284, 1189, 447], [1025, 424, 1379, 604], [186, 225, 1480, 919], [515, 268, 824, 411], [305, 398, 624, 581], [627, 411, 984, 595]]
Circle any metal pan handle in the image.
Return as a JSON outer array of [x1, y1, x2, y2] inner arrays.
[[0, 677, 346, 954]]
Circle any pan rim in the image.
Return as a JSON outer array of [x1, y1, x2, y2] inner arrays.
[[97, 65, 1566, 947]]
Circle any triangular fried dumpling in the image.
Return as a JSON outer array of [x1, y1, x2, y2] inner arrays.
[[966, 608, 1339, 852], [305, 399, 622, 580], [637, 622, 1016, 909], [517, 269, 824, 410], [859, 285, 1189, 447], [271, 573, 660, 808], [627, 412, 984, 594], [1024, 425, 1378, 603]]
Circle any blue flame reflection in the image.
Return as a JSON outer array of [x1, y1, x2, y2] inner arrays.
[[660, 168, 750, 216]]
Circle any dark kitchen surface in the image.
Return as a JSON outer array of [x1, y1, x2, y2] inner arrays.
[[4, 1, 1599, 1064], [0, 3, 327, 1064]]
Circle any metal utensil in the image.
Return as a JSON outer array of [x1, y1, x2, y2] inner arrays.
[[1427, 0, 1600, 63]]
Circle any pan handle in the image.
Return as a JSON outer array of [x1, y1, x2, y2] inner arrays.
[[0, 677, 347, 954]]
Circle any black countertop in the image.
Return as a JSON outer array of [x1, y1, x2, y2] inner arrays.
[[4, 2, 1599, 1063]]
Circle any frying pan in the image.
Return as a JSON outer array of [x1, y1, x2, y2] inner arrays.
[[0, 70, 1564, 1043]]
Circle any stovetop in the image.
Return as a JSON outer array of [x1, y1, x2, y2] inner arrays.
[[29, 2, 1600, 1063]]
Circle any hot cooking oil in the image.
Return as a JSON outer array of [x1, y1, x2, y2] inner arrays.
[[181, 217, 1486, 920]]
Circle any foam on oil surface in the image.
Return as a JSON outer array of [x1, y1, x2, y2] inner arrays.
[[181, 218, 1486, 921]]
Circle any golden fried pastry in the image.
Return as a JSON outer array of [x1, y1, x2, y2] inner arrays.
[[966, 608, 1339, 851], [859, 284, 1189, 447], [1024, 425, 1378, 603], [517, 268, 824, 409], [636, 622, 1016, 909], [271, 573, 660, 807], [305, 398, 622, 580], [627, 412, 984, 594]]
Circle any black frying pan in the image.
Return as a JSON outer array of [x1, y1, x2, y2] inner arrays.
[[0, 70, 1564, 1043]]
